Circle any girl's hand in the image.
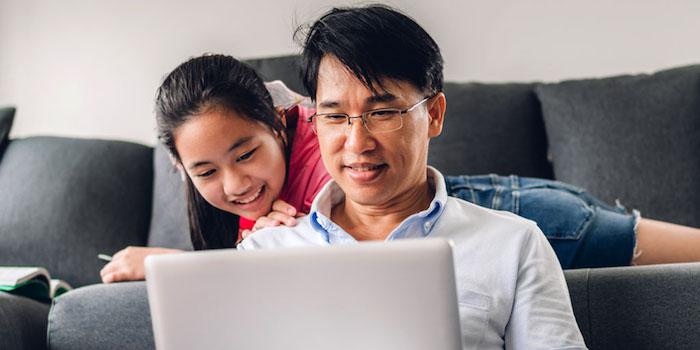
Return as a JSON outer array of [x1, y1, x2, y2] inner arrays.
[[100, 246, 182, 283], [241, 199, 305, 239]]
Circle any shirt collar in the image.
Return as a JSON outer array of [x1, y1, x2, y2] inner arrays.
[[309, 166, 448, 243]]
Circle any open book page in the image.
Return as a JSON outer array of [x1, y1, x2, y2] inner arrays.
[[0, 267, 49, 287], [50, 279, 73, 298], [0, 267, 72, 301]]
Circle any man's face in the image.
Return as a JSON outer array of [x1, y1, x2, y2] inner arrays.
[[314, 55, 445, 208]]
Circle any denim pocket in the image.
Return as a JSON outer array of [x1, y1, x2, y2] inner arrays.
[[457, 289, 491, 349], [445, 174, 517, 210], [516, 185, 594, 240]]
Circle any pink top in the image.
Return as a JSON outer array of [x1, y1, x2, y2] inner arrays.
[[277, 105, 332, 213], [239, 105, 331, 231]]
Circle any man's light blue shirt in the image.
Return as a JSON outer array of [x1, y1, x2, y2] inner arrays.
[[309, 175, 444, 245], [239, 167, 587, 349]]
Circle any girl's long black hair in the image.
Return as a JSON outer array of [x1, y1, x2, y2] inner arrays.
[[155, 54, 284, 250]]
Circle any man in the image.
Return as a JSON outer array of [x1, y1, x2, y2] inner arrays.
[[239, 5, 586, 349]]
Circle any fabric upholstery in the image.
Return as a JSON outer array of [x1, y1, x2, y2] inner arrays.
[[44, 263, 700, 350], [146, 144, 191, 250], [0, 292, 50, 350], [537, 65, 700, 227], [48, 282, 153, 350], [564, 263, 700, 350], [245, 55, 305, 95], [563, 269, 591, 345], [0, 137, 153, 287], [432, 82, 553, 178]]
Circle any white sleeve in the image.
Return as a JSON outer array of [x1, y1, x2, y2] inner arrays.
[[505, 224, 588, 349]]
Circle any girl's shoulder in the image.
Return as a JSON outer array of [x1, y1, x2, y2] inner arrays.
[[285, 104, 315, 124], [285, 104, 316, 139]]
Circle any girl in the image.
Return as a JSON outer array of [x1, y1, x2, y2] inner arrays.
[[100, 54, 700, 283]]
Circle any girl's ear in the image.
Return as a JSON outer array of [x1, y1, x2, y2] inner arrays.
[[167, 152, 188, 182], [175, 163, 187, 182], [167, 152, 178, 166], [277, 107, 287, 128], [275, 107, 289, 147]]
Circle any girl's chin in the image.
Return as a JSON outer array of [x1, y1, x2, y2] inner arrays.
[[228, 205, 270, 221], [235, 203, 276, 221], [239, 209, 268, 221]]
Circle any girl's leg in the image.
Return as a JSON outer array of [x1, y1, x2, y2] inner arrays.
[[444, 174, 700, 268], [634, 218, 700, 265], [444, 174, 628, 269]]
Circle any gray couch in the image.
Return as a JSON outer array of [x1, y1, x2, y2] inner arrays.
[[1, 56, 698, 349]]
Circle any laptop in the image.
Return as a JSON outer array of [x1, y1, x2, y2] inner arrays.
[[145, 239, 463, 350]]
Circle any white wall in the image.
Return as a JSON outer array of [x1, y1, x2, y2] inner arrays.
[[1, 0, 698, 145]]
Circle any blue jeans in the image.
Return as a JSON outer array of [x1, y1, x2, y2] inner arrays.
[[444, 174, 637, 269]]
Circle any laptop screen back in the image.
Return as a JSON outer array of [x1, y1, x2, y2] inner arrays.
[[146, 239, 462, 350]]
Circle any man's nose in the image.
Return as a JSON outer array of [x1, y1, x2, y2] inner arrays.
[[344, 116, 376, 154]]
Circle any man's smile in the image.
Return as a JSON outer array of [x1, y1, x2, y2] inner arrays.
[[343, 162, 388, 183]]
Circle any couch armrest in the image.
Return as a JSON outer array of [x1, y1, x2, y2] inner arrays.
[[47, 282, 153, 350], [0, 291, 50, 350], [565, 262, 700, 350]]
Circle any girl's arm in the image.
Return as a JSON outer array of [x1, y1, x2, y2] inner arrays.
[[100, 246, 182, 283]]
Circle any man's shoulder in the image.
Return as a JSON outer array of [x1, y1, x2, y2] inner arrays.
[[438, 196, 541, 239], [237, 215, 323, 250], [437, 197, 556, 291], [446, 196, 537, 224]]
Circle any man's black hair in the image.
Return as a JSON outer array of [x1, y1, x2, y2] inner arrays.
[[298, 4, 443, 99]]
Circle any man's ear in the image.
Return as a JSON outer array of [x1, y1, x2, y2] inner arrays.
[[427, 92, 446, 138]]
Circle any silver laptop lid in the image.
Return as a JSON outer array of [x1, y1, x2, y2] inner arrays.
[[146, 239, 462, 350]]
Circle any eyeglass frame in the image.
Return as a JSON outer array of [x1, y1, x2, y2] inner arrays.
[[306, 93, 437, 134]]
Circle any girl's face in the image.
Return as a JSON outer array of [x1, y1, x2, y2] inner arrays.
[[174, 108, 287, 220]]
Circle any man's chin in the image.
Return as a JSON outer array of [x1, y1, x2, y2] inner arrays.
[[341, 187, 392, 207]]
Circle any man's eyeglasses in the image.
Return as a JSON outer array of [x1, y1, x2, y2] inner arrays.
[[307, 94, 435, 135]]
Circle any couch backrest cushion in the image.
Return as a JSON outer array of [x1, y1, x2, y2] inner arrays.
[[537, 65, 700, 227], [245, 55, 306, 96], [147, 144, 192, 250], [0, 137, 153, 287], [431, 82, 553, 177]]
